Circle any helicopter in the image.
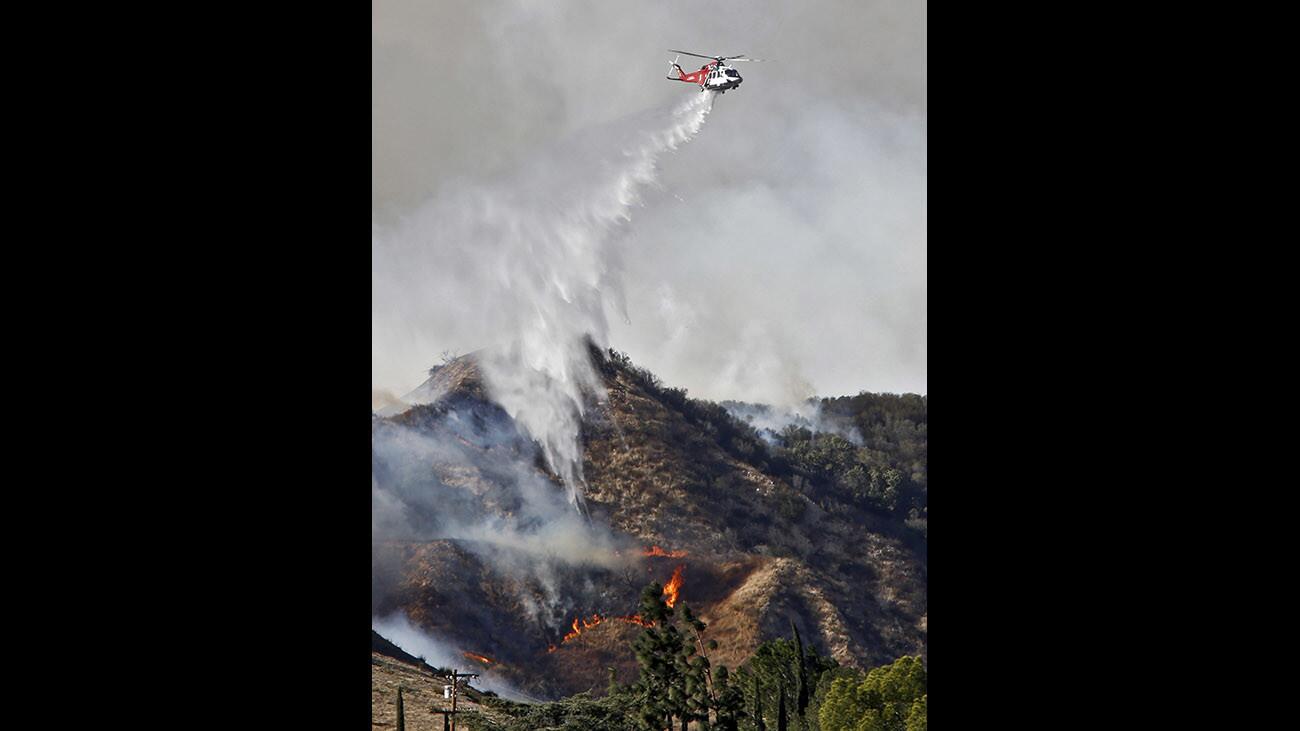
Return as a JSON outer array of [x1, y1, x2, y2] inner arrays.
[[666, 50, 765, 93]]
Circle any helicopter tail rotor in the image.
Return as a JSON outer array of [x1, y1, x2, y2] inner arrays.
[[666, 54, 684, 80]]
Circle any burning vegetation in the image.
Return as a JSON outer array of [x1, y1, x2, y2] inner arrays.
[[642, 545, 689, 558], [462, 651, 495, 665], [663, 564, 685, 608], [547, 564, 685, 652], [547, 613, 656, 652]]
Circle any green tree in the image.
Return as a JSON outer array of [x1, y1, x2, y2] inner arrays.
[[739, 637, 837, 731], [816, 656, 926, 731], [790, 620, 810, 723], [713, 665, 744, 731], [808, 667, 860, 731], [631, 585, 729, 731], [396, 686, 405, 731], [633, 582, 682, 731], [685, 654, 712, 729], [681, 604, 717, 729], [776, 680, 787, 731], [904, 695, 926, 731], [817, 676, 862, 731]]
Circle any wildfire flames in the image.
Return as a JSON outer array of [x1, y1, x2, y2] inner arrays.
[[562, 613, 605, 643], [547, 612, 656, 652], [462, 651, 495, 665], [621, 613, 655, 628], [642, 545, 689, 558], [663, 564, 685, 608], [546, 565, 685, 653]]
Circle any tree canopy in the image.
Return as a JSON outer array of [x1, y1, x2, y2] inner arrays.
[[817, 656, 927, 731]]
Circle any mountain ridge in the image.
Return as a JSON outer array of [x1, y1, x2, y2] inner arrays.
[[371, 346, 926, 700]]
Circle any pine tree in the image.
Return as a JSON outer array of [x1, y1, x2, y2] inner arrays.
[[685, 654, 712, 729], [816, 656, 926, 731], [713, 665, 743, 731], [681, 604, 717, 728], [905, 695, 927, 731], [817, 676, 862, 731], [668, 624, 689, 731], [631, 595, 731, 730], [753, 674, 766, 731], [633, 582, 676, 730]]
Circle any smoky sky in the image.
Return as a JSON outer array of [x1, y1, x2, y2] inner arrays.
[[373, 0, 926, 404]]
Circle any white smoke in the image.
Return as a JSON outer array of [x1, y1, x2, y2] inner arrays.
[[371, 402, 640, 635], [372, 613, 535, 701], [370, 409, 628, 570], [372, 93, 715, 511], [722, 399, 865, 447]]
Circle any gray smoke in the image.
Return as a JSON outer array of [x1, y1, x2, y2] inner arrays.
[[722, 399, 864, 446], [371, 406, 628, 569], [371, 397, 644, 637], [373, 93, 714, 510], [372, 612, 535, 701]]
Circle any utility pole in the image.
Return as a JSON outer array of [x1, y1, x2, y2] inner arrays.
[[450, 669, 458, 731], [434, 668, 479, 731]]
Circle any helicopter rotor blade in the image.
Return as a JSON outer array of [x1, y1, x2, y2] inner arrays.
[[724, 56, 767, 62], [668, 49, 721, 61]]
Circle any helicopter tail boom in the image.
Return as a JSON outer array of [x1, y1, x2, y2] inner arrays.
[[666, 54, 713, 86]]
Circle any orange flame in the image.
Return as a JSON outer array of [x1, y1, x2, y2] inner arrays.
[[547, 612, 657, 652], [560, 613, 606, 643], [643, 545, 689, 558], [542, 561, 690, 653], [663, 564, 685, 608], [462, 651, 494, 665], [618, 613, 655, 628]]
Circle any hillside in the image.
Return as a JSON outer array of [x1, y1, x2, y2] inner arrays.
[[372, 630, 513, 730], [371, 346, 926, 704]]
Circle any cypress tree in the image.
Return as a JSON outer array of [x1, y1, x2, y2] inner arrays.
[[396, 686, 405, 731], [776, 681, 787, 731], [790, 619, 809, 722], [753, 674, 766, 731]]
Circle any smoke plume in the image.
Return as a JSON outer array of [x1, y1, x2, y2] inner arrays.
[[372, 93, 715, 510], [372, 612, 534, 701], [371, 397, 640, 639], [721, 399, 865, 447]]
